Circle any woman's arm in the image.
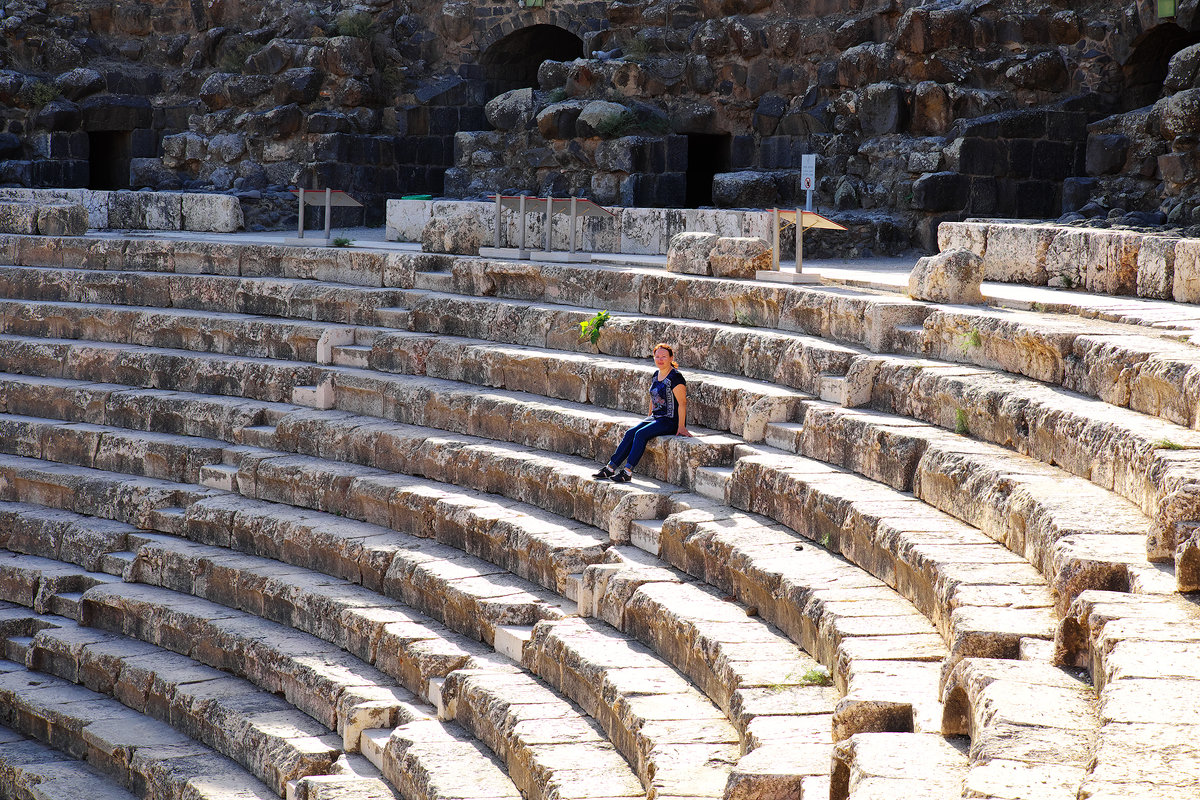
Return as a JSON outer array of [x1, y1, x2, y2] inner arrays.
[[673, 384, 691, 436]]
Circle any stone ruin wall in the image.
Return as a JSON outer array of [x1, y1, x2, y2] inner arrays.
[[0, 0, 1198, 249]]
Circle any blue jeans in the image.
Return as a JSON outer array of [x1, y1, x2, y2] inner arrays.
[[609, 417, 676, 470]]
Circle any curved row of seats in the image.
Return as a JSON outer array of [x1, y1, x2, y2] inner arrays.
[[0, 232, 1197, 799]]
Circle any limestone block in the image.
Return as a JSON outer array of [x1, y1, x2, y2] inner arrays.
[[78, 190, 109, 228], [422, 211, 485, 255], [106, 191, 143, 229], [36, 203, 88, 236], [666, 232, 719, 275], [141, 192, 184, 230], [1083, 229, 1139, 296], [742, 210, 774, 244], [1136, 235, 1178, 300], [386, 199, 432, 242], [982, 223, 1052, 285], [182, 193, 244, 233], [937, 221, 987, 255], [708, 236, 771, 279], [1173, 238, 1200, 304], [619, 208, 666, 255], [1043, 227, 1091, 289], [683, 208, 744, 238], [0, 203, 38, 234], [907, 248, 984, 304], [580, 212, 619, 253]]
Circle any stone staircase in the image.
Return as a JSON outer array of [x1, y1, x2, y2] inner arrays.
[[0, 231, 1197, 800]]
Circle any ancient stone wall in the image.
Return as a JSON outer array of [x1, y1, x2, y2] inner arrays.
[[0, 0, 1197, 242]]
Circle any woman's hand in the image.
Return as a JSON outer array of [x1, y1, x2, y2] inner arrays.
[[676, 425, 692, 437]]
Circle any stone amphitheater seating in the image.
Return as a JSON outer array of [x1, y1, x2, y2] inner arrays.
[[0, 228, 1198, 800]]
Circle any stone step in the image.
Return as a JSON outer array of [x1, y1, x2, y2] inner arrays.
[[364, 719, 522, 800], [1054, 591, 1200, 800], [830, 732, 968, 800], [0, 501, 140, 573], [73, 581, 429, 751], [0, 401, 679, 543], [764, 420, 806, 452], [521, 616, 741, 799], [0, 657, 278, 800], [797, 402, 1169, 610], [440, 665, 646, 800], [399, 288, 864, 397], [332, 344, 372, 368], [0, 551, 119, 618], [0, 372, 297, 445], [365, 329, 812, 441], [727, 452, 1058, 680], [869, 353, 1200, 568], [0, 264, 409, 326], [0, 298, 365, 365], [0, 360, 738, 491], [628, 519, 663, 556], [0, 412, 266, 486], [0, 233, 424, 290], [692, 465, 733, 503], [411, 272, 456, 293], [0, 721, 140, 800], [23, 612, 345, 796], [128, 532, 572, 651], [941, 658, 1096, 800], [443, 255, 926, 354], [443, 254, 1200, 435]]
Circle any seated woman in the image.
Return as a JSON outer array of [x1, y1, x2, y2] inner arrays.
[[594, 342, 691, 483]]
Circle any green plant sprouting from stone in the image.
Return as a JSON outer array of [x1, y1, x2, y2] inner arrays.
[[1155, 438, 1185, 450], [960, 328, 982, 352], [21, 81, 59, 107], [579, 310, 611, 345], [332, 236, 354, 247], [734, 310, 755, 326], [799, 666, 832, 686], [334, 11, 376, 38], [217, 39, 262, 73], [954, 408, 969, 435], [546, 87, 567, 103]]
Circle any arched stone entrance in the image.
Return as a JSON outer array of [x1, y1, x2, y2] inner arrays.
[[1122, 22, 1200, 109], [481, 24, 584, 97]]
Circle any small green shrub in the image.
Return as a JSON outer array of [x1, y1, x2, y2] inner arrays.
[[579, 310, 611, 345], [1059, 272, 1075, 289], [21, 81, 59, 107], [799, 666, 833, 686], [334, 11, 376, 38], [217, 39, 261, 73], [1155, 438, 1185, 450], [593, 110, 640, 139], [332, 236, 353, 247], [546, 87, 567, 103], [954, 408, 969, 435], [733, 310, 755, 327]]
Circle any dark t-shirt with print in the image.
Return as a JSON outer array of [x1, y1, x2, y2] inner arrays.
[[649, 369, 686, 426]]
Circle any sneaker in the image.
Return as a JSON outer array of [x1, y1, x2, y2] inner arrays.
[[593, 464, 616, 479], [610, 468, 632, 483]]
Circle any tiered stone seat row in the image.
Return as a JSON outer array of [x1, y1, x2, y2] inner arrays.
[[5, 234, 1195, 800]]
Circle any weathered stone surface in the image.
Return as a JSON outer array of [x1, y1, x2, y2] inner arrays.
[[575, 100, 627, 138], [485, 88, 536, 132], [0, 203, 38, 235], [665, 231, 718, 275], [707, 236, 770, 279], [181, 193, 243, 233], [35, 203, 88, 236], [421, 211, 485, 255], [712, 171, 778, 209], [908, 248, 984, 304]]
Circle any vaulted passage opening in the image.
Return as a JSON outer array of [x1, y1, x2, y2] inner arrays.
[[1122, 22, 1200, 110], [685, 134, 730, 207], [88, 130, 131, 190], [482, 25, 584, 97]]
